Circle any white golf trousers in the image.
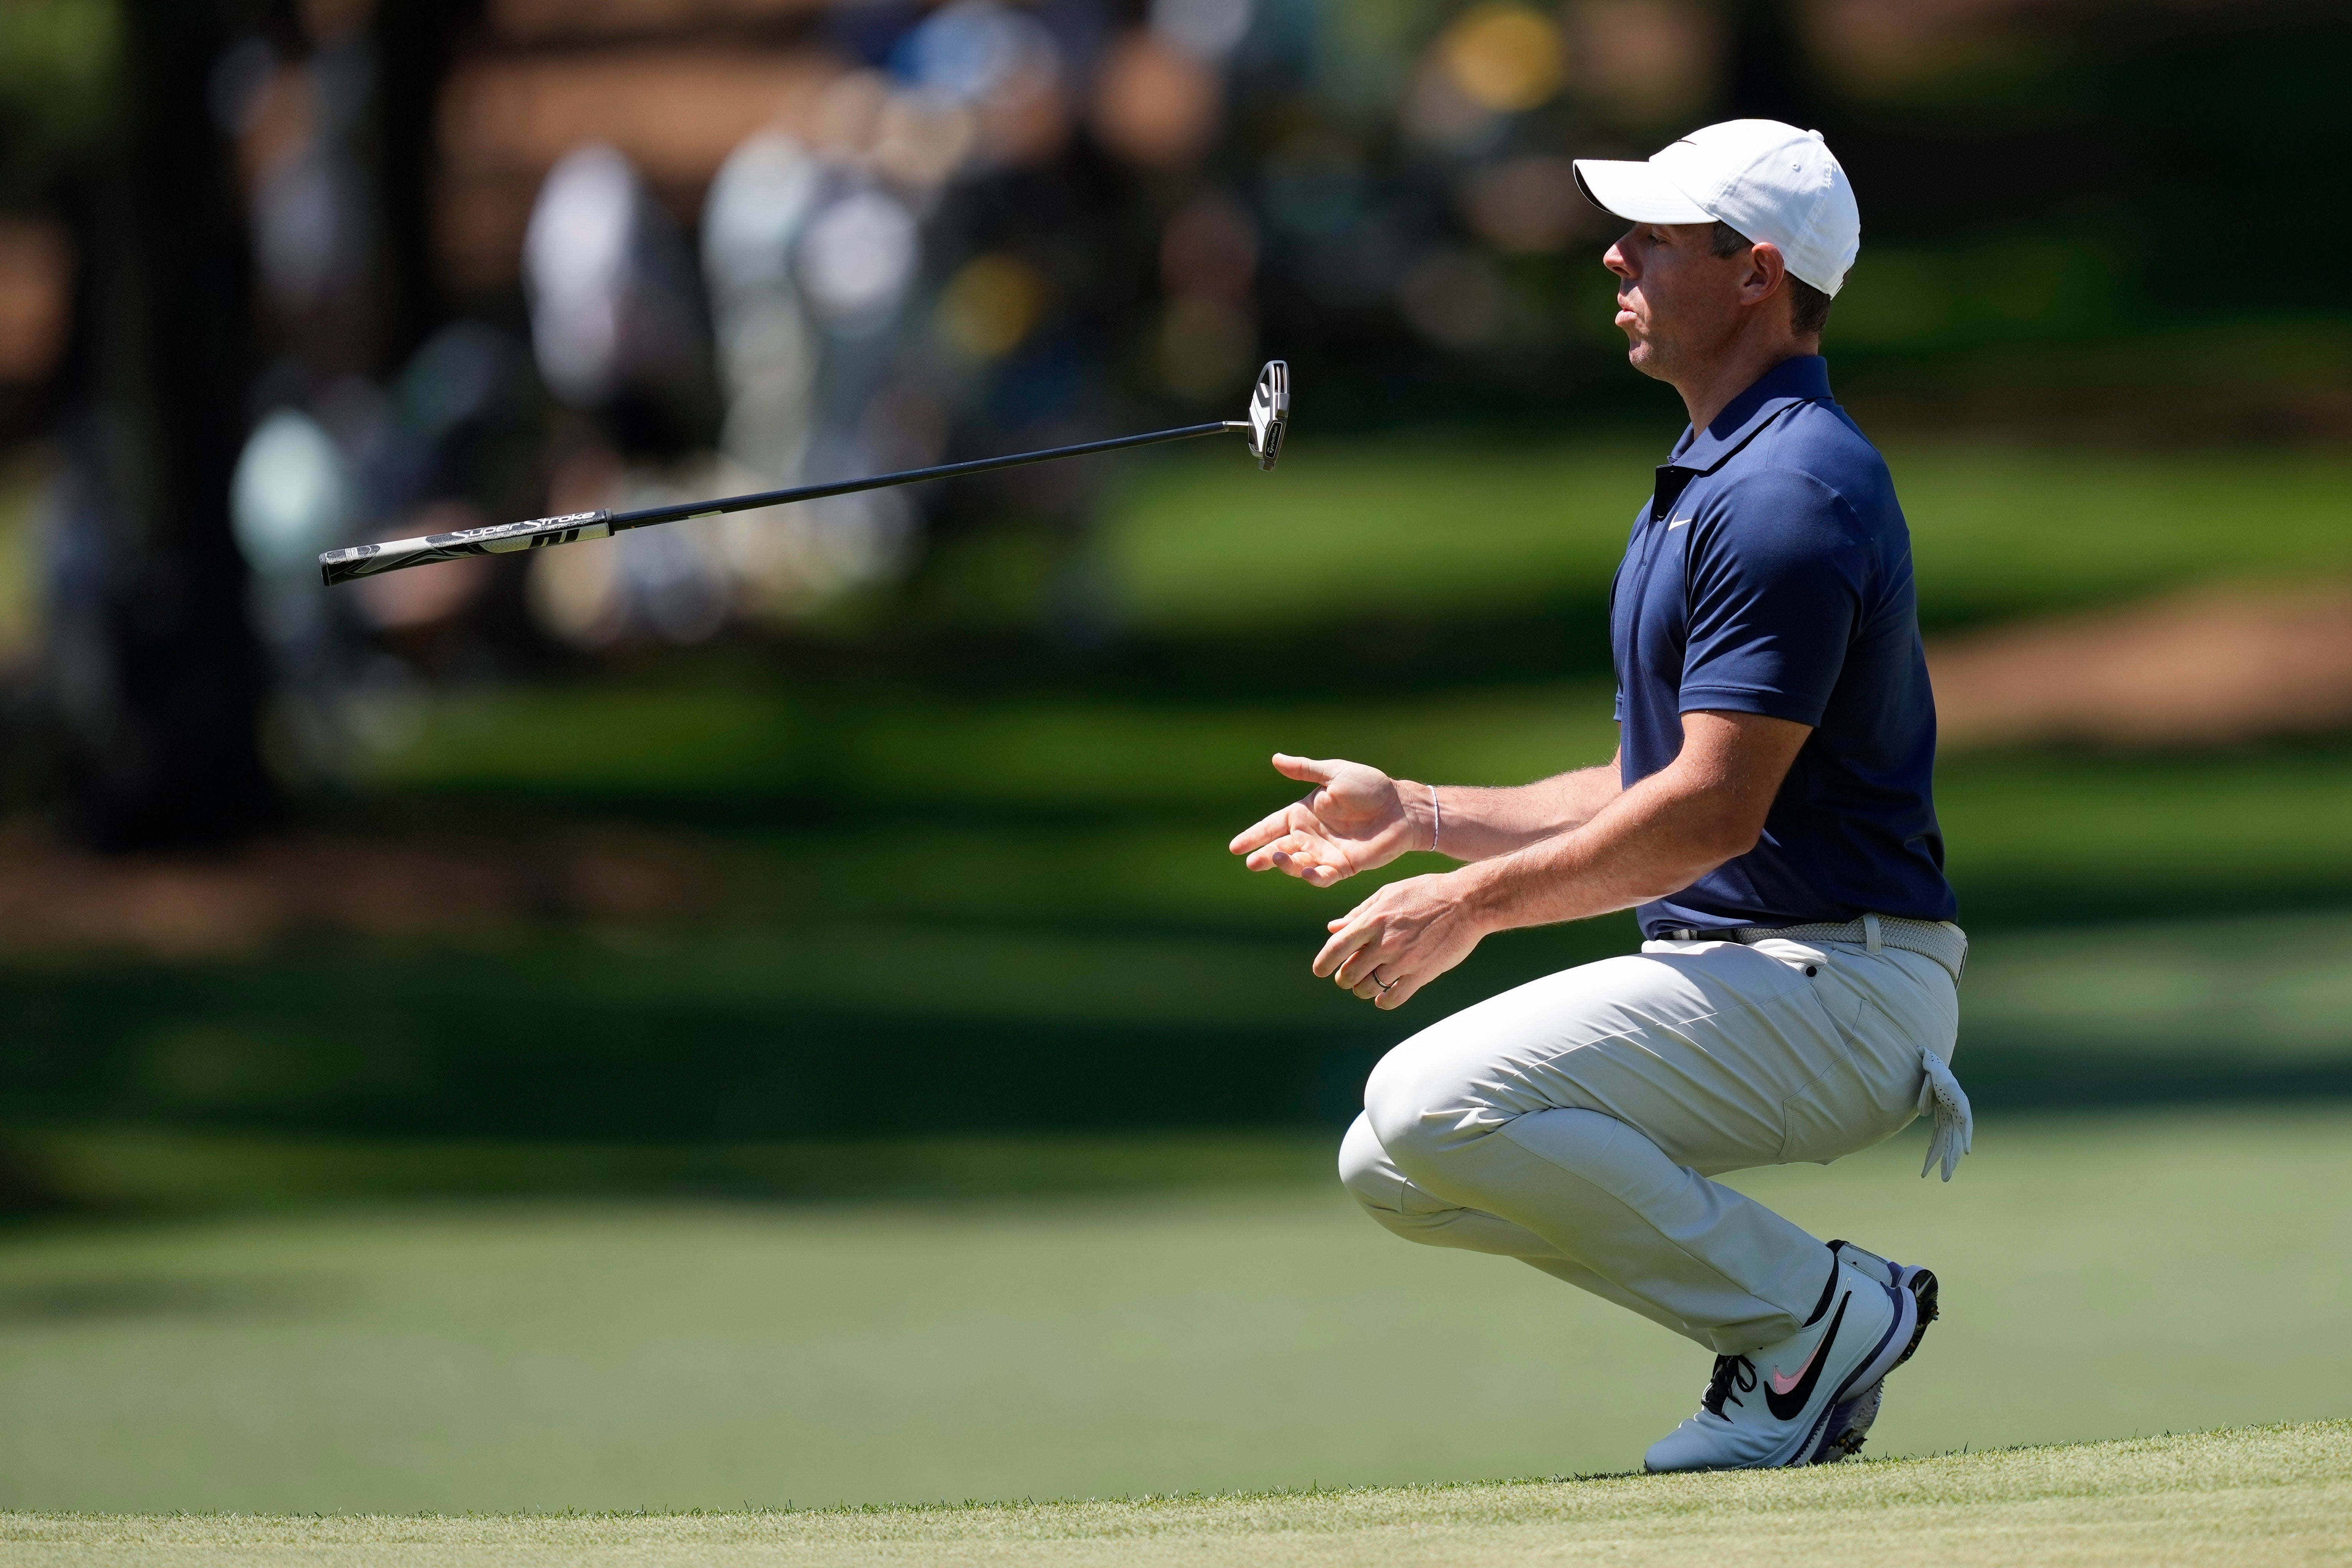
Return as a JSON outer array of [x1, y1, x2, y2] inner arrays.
[[1339, 933, 1960, 1355]]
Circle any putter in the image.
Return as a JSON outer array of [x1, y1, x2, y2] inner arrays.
[[319, 360, 1290, 587]]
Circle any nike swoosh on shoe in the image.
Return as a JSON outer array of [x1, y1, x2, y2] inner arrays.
[[1789, 1279, 1918, 1467], [1768, 1351, 1817, 1397], [1763, 1293, 1844, 1421]]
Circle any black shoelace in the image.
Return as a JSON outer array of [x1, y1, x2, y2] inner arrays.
[[1702, 1354, 1758, 1417]]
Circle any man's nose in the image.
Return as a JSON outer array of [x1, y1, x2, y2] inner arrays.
[[1603, 242, 1632, 279]]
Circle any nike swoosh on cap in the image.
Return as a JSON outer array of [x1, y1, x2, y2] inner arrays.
[[1764, 1292, 1846, 1421]]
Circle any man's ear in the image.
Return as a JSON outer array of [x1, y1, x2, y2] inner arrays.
[[1741, 241, 1789, 309]]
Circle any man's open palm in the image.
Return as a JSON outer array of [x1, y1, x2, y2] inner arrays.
[[1229, 754, 1420, 888]]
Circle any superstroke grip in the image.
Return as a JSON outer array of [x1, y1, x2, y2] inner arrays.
[[318, 510, 613, 586]]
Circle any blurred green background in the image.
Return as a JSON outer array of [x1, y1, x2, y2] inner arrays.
[[0, 0, 2348, 1516]]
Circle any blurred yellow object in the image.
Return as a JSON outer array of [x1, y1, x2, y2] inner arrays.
[[1441, 3, 1566, 113], [0, 446, 46, 670], [939, 253, 1052, 361]]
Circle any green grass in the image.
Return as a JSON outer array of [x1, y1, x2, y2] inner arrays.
[[1962, 913, 2352, 1061], [350, 676, 1628, 813], [1101, 433, 2352, 635], [1935, 746, 2352, 926], [0, 1109, 2345, 1515], [354, 679, 2352, 930], [10, 907, 2348, 1150], [350, 669, 2352, 936], [17, 1130, 1345, 1210], [3, 1422, 2345, 1566], [15, 680, 2352, 1139]]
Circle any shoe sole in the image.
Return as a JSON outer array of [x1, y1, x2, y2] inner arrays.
[[1810, 1267, 1939, 1464]]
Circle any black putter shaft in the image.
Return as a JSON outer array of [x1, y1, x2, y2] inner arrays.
[[319, 421, 1237, 588], [320, 359, 1288, 588], [613, 420, 1239, 531]]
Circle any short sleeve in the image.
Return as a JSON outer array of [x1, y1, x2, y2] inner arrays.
[[1677, 470, 1867, 727]]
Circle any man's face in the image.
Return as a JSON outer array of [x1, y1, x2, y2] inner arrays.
[[1603, 222, 1748, 382]]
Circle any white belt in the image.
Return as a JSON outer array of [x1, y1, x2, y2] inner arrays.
[[1657, 913, 1967, 982], [1654, 913, 1974, 1182]]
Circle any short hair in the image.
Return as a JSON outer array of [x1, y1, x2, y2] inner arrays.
[[1710, 220, 1837, 338]]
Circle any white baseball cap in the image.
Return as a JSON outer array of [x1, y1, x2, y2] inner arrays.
[[1573, 119, 1860, 296]]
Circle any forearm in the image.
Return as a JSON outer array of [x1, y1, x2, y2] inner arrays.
[[1399, 758, 1624, 864], [1447, 768, 1754, 935], [1308, 712, 1810, 1011]]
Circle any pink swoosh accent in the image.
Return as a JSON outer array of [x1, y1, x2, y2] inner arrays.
[[1768, 1346, 1819, 1396]]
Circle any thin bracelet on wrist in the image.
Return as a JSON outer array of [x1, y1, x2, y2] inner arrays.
[[1429, 783, 1442, 854]]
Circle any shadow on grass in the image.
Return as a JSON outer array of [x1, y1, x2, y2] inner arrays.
[[0, 1273, 347, 1322], [5, 930, 2345, 1161]]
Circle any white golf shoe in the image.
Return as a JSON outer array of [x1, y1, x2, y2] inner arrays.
[[1808, 1240, 1941, 1463], [1643, 1253, 1918, 1472]]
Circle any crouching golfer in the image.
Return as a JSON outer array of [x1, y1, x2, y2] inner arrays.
[[1230, 120, 1971, 1472]]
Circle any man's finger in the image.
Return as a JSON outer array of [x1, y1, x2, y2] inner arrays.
[[1242, 832, 1307, 871], [1228, 807, 1301, 856], [1318, 895, 1378, 951], [1272, 842, 1353, 884], [1312, 916, 1373, 979], [1271, 753, 1342, 786], [1245, 832, 1333, 876], [1332, 941, 1389, 989], [1248, 843, 1294, 874], [1374, 971, 1424, 1009], [1264, 844, 1340, 882]]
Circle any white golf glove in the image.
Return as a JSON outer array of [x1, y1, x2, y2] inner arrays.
[[1917, 1047, 1973, 1182]]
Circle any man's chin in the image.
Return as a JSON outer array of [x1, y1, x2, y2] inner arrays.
[[1623, 341, 1670, 382]]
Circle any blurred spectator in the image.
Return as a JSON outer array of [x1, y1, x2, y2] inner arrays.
[[230, 406, 353, 756], [893, 0, 1071, 170], [1091, 31, 1219, 168], [703, 129, 823, 487], [0, 220, 71, 393], [215, 6, 382, 377], [354, 322, 541, 646], [523, 142, 716, 454], [522, 142, 737, 648]]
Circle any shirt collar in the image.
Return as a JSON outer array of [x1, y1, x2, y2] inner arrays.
[[1667, 355, 1834, 474]]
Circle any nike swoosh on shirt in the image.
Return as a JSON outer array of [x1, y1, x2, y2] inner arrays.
[[1764, 1292, 1847, 1421], [1666, 516, 1693, 529]]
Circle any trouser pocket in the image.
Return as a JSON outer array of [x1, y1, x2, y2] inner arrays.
[[1773, 954, 1928, 1166]]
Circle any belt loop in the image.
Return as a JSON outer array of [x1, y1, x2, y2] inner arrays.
[[1862, 912, 1882, 954]]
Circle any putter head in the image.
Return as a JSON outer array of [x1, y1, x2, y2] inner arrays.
[[1246, 360, 1288, 471]]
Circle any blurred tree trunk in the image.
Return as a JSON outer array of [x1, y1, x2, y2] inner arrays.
[[370, 0, 481, 371], [44, 0, 277, 849]]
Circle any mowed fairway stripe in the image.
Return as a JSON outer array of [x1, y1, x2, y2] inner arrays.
[[2, 1423, 2345, 1566], [1, 1110, 2348, 1513]]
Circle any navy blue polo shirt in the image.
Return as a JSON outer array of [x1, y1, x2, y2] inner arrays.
[[1609, 355, 1956, 937]]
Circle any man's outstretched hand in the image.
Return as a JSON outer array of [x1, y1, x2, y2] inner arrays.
[[1228, 754, 1424, 888]]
